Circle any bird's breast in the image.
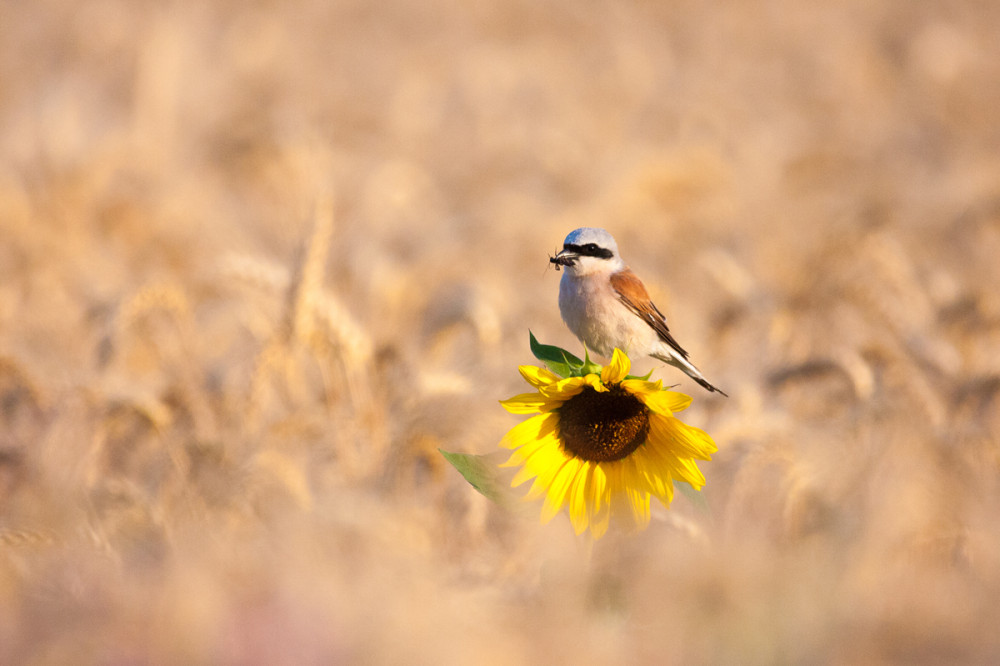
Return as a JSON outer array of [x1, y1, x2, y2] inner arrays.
[[558, 273, 634, 357]]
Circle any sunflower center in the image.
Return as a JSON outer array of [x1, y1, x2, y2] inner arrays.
[[558, 384, 650, 462]]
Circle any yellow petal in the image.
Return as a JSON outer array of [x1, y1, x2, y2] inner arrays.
[[632, 447, 674, 505], [580, 374, 608, 393], [602, 348, 631, 384], [636, 389, 692, 416], [518, 365, 561, 389], [589, 465, 611, 539], [539, 375, 588, 398], [540, 459, 582, 524], [568, 463, 592, 535], [524, 476, 550, 501], [665, 455, 707, 489], [620, 378, 663, 398], [666, 416, 718, 459], [631, 491, 652, 529], [501, 432, 558, 469], [663, 391, 693, 413], [529, 449, 576, 501], [500, 392, 560, 414], [621, 458, 652, 529], [509, 441, 569, 487], [500, 413, 558, 450], [648, 414, 716, 460], [641, 435, 704, 486], [640, 429, 706, 490], [511, 465, 537, 488]]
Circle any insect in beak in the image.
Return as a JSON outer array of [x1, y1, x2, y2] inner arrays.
[[549, 249, 577, 269]]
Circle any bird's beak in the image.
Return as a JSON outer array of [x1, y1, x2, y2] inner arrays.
[[550, 248, 578, 267]]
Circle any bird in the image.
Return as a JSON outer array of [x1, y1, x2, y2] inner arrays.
[[550, 227, 727, 396]]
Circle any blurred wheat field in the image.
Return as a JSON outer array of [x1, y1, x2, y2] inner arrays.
[[2, 0, 1000, 663]]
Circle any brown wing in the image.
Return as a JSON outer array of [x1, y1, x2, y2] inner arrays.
[[610, 268, 690, 360]]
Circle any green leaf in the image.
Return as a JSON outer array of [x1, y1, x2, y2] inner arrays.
[[439, 450, 516, 507], [529, 331, 584, 377]]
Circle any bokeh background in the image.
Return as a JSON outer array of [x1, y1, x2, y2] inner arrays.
[[3, 0, 1000, 662]]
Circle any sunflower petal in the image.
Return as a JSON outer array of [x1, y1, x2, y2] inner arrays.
[[500, 392, 560, 414], [648, 414, 716, 460], [620, 378, 663, 398], [638, 389, 692, 416], [539, 375, 590, 398], [502, 432, 560, 470], [632, 447, 674, 506], [509, 441, 570, 490], [524, 476, 550, 501], [641, 428, 706, 490], [602, 348, 631, 384], [540, 460, 582, 524], [631, 492, 652, 529], [518, 365, 561, 389], [568, 463, 591, 535], [665, 455, 707, 489], [666, 417, 718, 459], [580, 374, 608, 392], [621, 458, 652, 529], [589, 465, 611, 539], [500, 413, 559, 450]]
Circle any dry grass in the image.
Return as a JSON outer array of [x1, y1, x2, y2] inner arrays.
[[3, 0, 1000, 663]]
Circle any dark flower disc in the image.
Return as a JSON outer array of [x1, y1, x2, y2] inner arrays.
[[558, 384, 650, 462]]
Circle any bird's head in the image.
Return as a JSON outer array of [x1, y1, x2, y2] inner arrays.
[[550, 227, 625, 276]]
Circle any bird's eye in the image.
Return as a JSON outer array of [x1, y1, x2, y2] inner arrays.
[[585, 244, 597, 252]]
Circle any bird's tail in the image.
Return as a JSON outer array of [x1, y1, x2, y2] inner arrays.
[[652, 353, 729, 397]]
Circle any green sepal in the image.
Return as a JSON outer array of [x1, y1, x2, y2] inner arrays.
[[578, 345, 603, 377], [625, 369, 655, 382]]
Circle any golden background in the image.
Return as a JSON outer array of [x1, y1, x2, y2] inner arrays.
[[2, 0, 1000, 662]]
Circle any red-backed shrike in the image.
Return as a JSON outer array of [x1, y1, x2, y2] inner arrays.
[[551, 227, 727, 396]]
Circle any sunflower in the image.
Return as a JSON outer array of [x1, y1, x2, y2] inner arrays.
[[499, 348, 717, 539]]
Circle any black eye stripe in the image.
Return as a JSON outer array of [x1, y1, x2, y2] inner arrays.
[[564, 243, 614, 259]]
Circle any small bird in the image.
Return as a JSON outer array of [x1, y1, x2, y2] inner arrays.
[[551, 227, 727, 396]]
